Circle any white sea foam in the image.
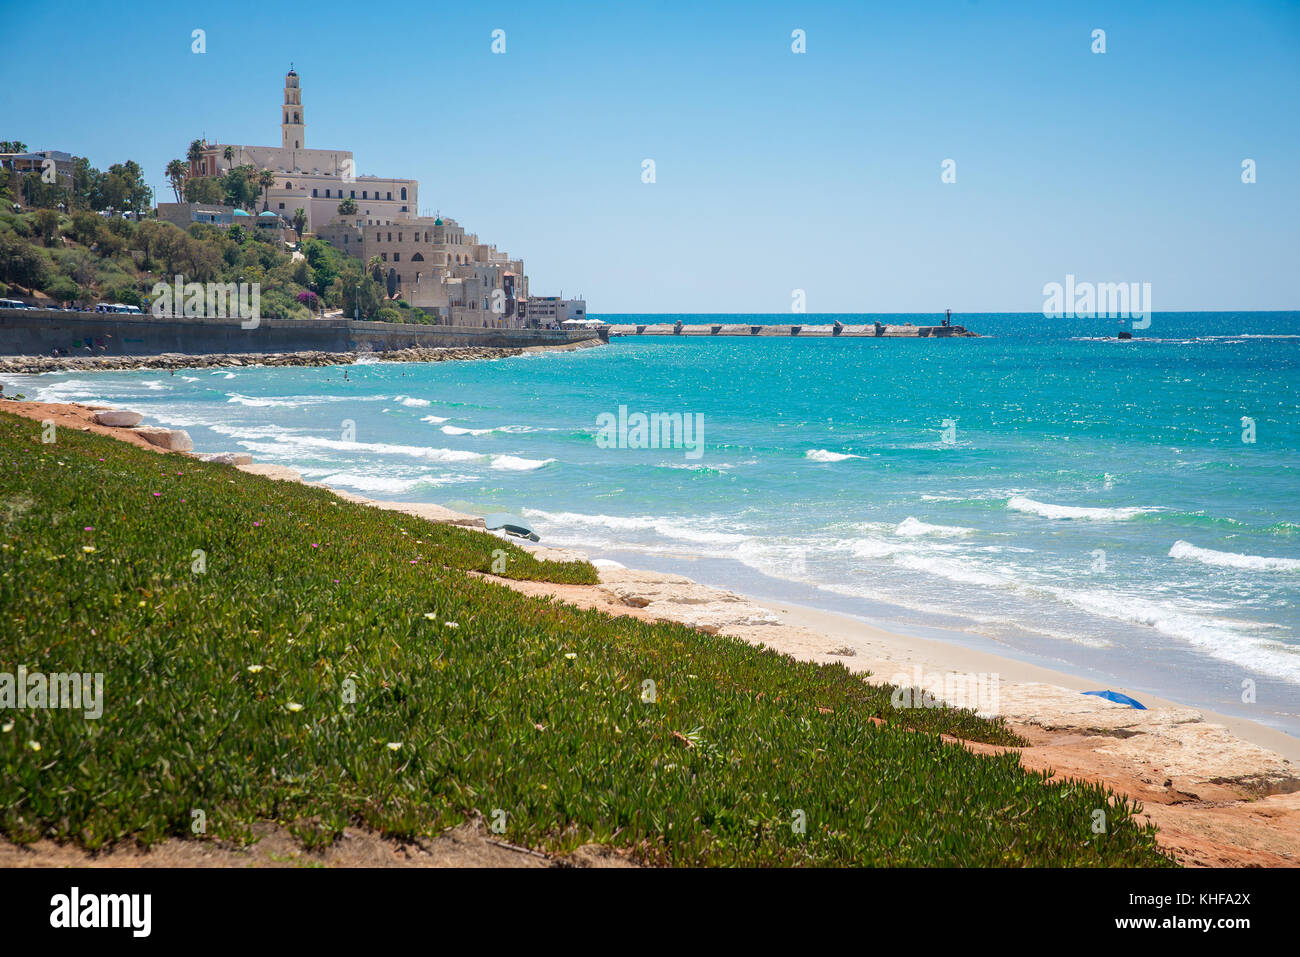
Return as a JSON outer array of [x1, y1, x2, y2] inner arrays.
[[317, 473, 423, 494], [393, 396, 431, 407], [522, 509, 748, 548], [1169, 540, 1300, 572], [443, 425, 497, 436], [420, 414, 450, 424], [805, 449, 863, 463], [894, 517, 975, 538], [225, 393, 302, 408], [489, 455, 554, 471], [1007, 496, 1159, 521]]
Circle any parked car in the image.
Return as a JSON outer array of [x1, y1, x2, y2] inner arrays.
[[94, 303, 143, 315], [0, 298, 33, 310]]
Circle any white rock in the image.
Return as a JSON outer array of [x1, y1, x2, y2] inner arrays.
[[200, 452, 254, 465], [131, 426, 194, 452], [92, 409, 143, 427]]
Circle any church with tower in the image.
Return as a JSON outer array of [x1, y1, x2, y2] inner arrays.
[[185, 69, 533, 326]]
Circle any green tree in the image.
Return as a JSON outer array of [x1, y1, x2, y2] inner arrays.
[[223, 145, 234, 174], [337, 197, 357, 216], [183, 176, 224, 204], [257, 169, 275, 211], [165, 159, 188, 203], [291, 207, 307, 240], [186, 139, 205, 169], [0, 231, 51, 289], [0, 141, 28, 154], [33, 208, 59, 245]]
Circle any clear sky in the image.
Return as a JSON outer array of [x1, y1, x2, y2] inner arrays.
[[3, 0, 1297, 312]]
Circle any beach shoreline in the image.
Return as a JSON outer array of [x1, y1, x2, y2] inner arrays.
[[5, 397, 1299, 865]]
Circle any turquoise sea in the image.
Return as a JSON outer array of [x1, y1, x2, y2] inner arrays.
[[16, 312, 1300, 736]]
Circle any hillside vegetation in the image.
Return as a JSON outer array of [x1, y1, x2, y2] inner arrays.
[[0, 413, 1174, 866]]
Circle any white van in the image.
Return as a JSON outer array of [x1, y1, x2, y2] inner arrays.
[[0, 298, 32, 310], [95, 303, 143, 315]]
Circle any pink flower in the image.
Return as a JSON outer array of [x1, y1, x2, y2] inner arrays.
[[152, 492, 161, 497], [84, 526, 93, 532], [311, 543, 319, 548], [253, 521, 260, 527]]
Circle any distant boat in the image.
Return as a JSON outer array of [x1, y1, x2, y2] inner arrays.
[[1083, 689, 1146, 710], [484, 513, 540, 542]]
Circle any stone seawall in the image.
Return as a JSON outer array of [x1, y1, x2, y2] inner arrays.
[[0, 309, 604, 357], [609, 322, 976, 338]]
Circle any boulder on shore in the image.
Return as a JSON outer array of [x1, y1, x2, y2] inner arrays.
[[131, 426, 194, 452], [93, 409, 144, 427], [200, 452, 254, 465]]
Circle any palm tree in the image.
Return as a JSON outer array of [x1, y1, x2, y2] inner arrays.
[[337, 197, 358, 216], [291, 207, 307, 241], [223, 146, 234, 175], [366, 256, 384, 287], [186, 139, 205, 174], [257, 169, 275, 211], [165, 159, 188, 203]]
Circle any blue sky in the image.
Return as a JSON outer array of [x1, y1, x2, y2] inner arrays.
[[3, 0, 1298, 312]]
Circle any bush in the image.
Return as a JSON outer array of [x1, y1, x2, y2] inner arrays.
[[43, 275, 80, 302]]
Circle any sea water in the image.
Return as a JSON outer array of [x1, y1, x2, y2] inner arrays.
[[16, 312, 1300, 735]]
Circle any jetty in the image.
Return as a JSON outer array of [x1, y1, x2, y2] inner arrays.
[[609, 321, 976, 338]]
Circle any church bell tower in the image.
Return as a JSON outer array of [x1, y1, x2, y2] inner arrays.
[[281, 67, 304, 151]]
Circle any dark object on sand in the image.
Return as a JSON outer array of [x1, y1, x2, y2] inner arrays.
[[484, 513, 540, 542], [1118, 331, 1133, 339], [1083, 689, 1146, 710]]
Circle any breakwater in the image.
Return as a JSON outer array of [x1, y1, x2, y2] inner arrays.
[[0, 309, 605, 358], [609, 321, 975, 337]]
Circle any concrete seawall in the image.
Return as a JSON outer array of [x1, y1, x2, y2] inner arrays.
[[0, 309, 604, 357], [609, 322, 976, 338]]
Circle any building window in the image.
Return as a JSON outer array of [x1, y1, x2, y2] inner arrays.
[[394, 253, 400, 262], [381, 253, 387, 262], [401, 206, 408, 212], [312, 188, 318, 197], [387, 233, 392, 242], [400, 187, 407, 200], [386, 191, 392, 200], [398, 233, 402, 242], [362, 191, 368, 199], [350, 190, 355, 199], [278, 203, 285, 209]]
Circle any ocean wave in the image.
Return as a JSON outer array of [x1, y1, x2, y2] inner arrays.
[[489, 455, 554, 471], [806, 449, 864, 463], [894, 516, 975, 538], [316, 473, 425, 494], [522, 508, 749, 547], [393, 396, 431, 407], [443, 425, 497, 436], [1006, 496, 1160, 521], [225, 392, 302, 408], [419, 414, 450, 424], [1169, 540, 1300, 572]]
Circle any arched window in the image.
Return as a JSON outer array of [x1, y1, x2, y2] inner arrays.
[[400, 187, 407, 200], [285, 181, 292, 189], [293, 112, 299, 123], [411, 252, 424, 262]]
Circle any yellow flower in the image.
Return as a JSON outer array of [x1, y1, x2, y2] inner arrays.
[[423, 612, 437, 620], [247, 664, 264, 674], [27, 740, 40, 752], [286, 702, 304, 712], [564, 652, 577, 660], [386, 742, 402, 751], [82, 545, 96, 554]]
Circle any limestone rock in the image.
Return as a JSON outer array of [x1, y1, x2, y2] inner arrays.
[[92, 409, 143, 427], [200, 452, 254, 466], [131, 426, 194, 452]]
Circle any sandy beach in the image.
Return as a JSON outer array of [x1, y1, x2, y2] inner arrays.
[[5, 397, 1299, 867]]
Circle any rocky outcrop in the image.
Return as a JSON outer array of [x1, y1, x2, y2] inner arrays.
[[0, 341, 600, 375]]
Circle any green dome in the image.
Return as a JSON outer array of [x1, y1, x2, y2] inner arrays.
[[434, 218, 443, 226], [232, 208, 251, 217]]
